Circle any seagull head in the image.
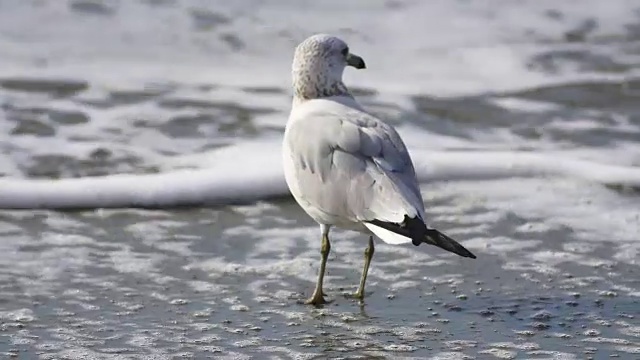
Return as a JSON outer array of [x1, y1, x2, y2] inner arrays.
[[292, 34, 366, 100]]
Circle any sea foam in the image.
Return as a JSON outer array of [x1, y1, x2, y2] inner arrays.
[[0, 139, 638, 209]]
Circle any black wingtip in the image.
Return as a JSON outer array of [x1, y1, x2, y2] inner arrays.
[[424, 229, 476, 259], [366, 217, 477, 259]]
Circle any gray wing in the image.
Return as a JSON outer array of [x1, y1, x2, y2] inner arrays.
[[286, 102, 425, 224]]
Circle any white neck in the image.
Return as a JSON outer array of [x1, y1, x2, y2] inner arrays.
[[292, 76, 351, 101]]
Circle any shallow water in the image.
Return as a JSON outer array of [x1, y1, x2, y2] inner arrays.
[[1, 194, 638, 359], [1, 0, 640, 359]]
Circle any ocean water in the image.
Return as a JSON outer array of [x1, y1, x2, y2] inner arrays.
[[0, 0, 639, 358]]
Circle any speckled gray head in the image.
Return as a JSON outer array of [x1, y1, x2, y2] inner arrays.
[[292, 34, 366, 100]]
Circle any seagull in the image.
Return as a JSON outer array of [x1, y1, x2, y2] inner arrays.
[[282, 34, 476, 306]]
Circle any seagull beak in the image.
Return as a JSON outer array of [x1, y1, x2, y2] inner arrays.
[[346, 53, 366, 69]]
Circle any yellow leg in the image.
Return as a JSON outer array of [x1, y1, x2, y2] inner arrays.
[[354, 236, 374, 300], [305, 232, 331, 305]]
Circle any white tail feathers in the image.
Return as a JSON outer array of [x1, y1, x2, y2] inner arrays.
[[363, 222, 413, 245]]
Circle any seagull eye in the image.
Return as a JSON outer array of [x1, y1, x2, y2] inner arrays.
[[341, 47, 349, 56]]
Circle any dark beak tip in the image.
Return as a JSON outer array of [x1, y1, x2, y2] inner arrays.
[[347, 54, 366, 70]]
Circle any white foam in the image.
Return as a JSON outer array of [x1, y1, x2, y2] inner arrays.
[[0, 139, 639, 209], [1, 0, 638, 97], [414, 150, 640, 186]]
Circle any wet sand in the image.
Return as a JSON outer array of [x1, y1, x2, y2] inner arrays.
[[0, 185, 638, 359]]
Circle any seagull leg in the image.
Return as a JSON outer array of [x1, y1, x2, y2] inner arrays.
[[353, 236, 374, 300], [305, 230, 331, 305]]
